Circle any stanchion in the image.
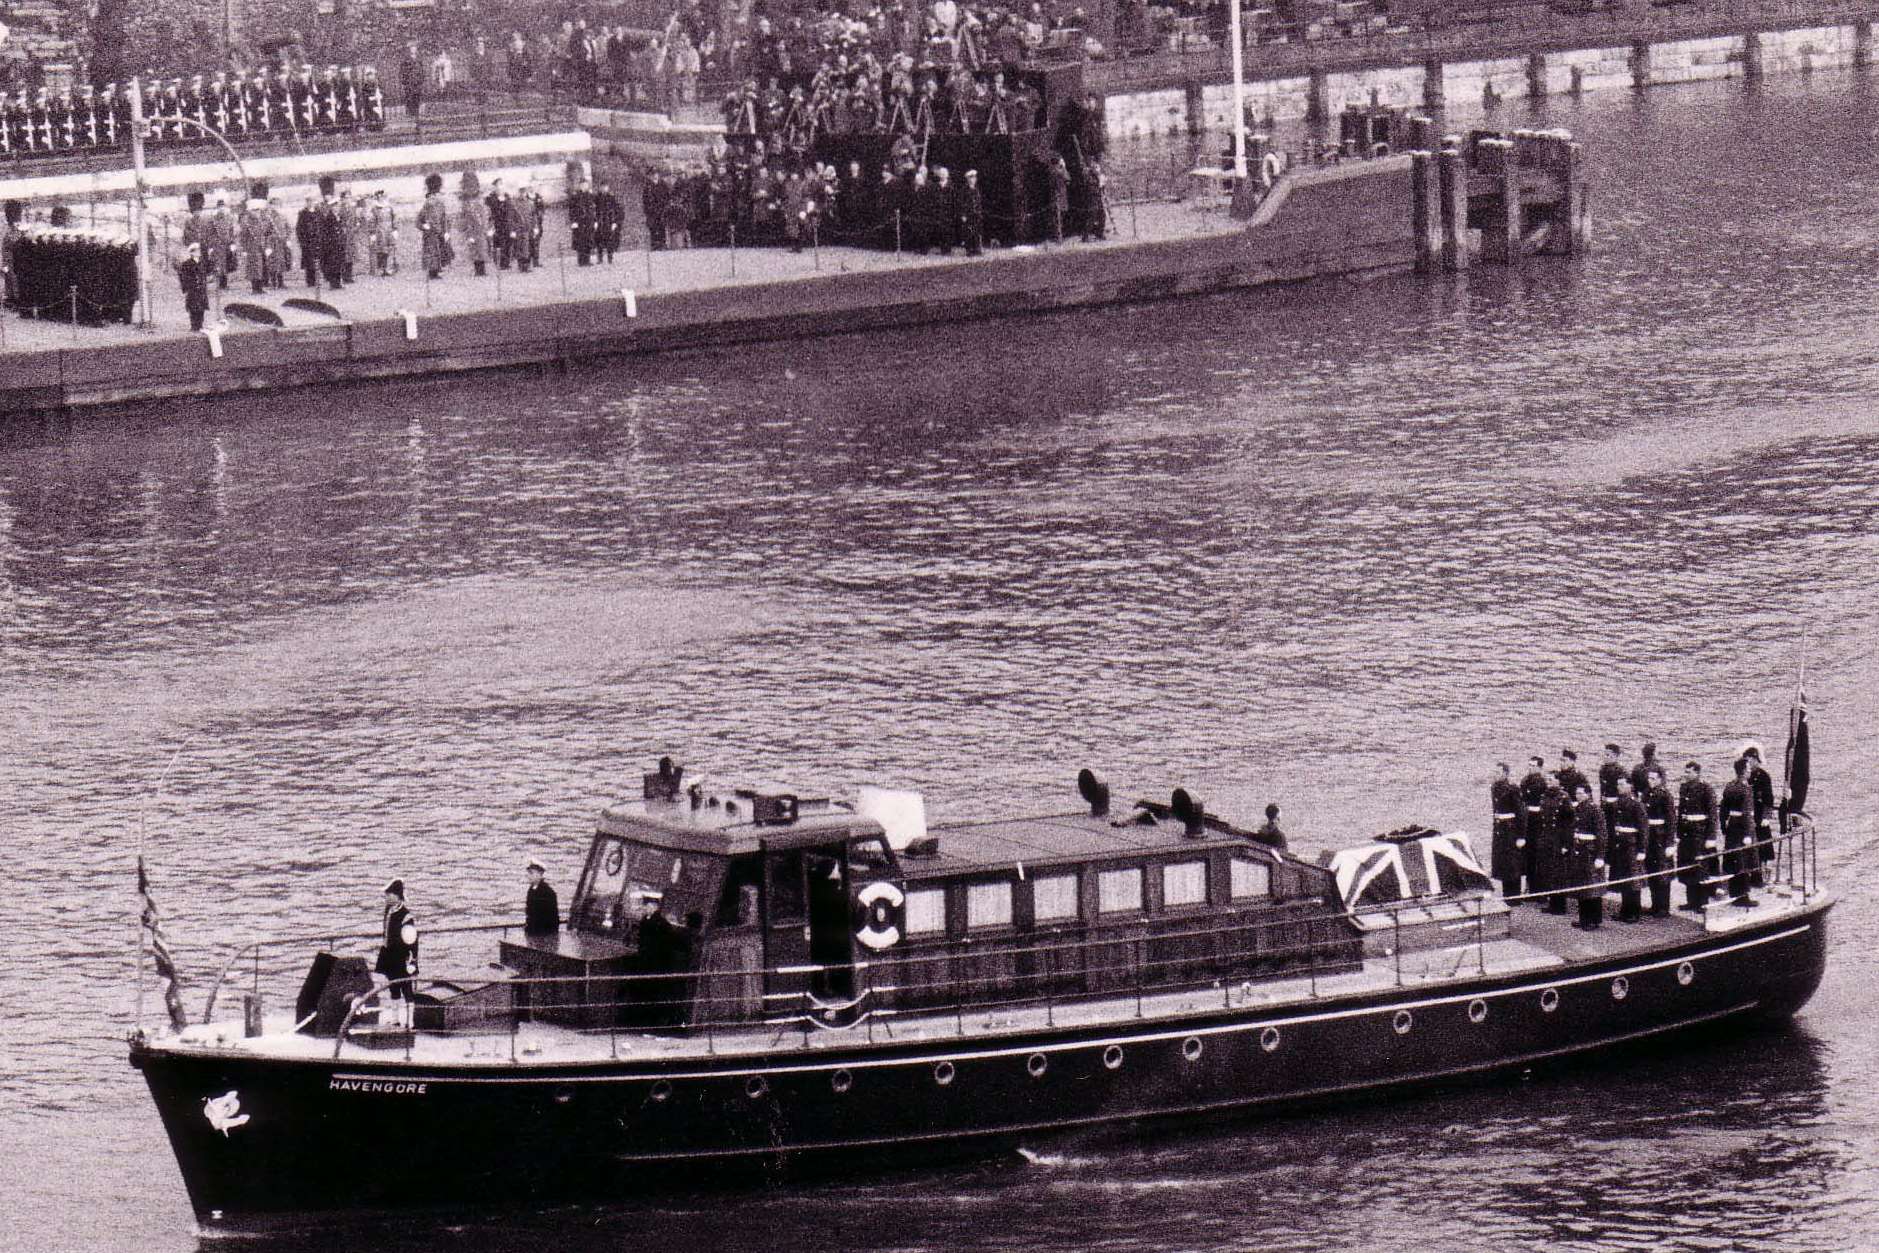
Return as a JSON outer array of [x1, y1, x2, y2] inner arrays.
[[424, 267, 433, 308], [557, 241, 568, 296], [645, 236, 653, 288], [812, 219, 819, 270], [729, 223, 737, 277], [1131, 173, 1140, 238], [69, 286, 79, 341], [495, 261, 503, 303], [894, 209, 901, 256]]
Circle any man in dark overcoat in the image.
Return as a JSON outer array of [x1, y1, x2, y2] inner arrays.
[[1676, 761, 1719, 911], [1569, 784, 1607, 930], [1488, 762, 1525, 903]]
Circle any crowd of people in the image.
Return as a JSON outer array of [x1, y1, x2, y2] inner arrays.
[[1487, 741, 1786, 930], [0, 65, 389, 161]]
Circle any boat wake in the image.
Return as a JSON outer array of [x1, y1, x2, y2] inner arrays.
[[1016, 1147, 1101, 1169]]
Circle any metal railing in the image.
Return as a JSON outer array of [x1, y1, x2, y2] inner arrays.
[[174, 819, 1818, 1061]]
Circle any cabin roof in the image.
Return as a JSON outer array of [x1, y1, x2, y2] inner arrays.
[[903, 809, 1274, 879], [595, 798, 887, 856]]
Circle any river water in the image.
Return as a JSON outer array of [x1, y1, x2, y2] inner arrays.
[[5, 67, 1879, 1253]]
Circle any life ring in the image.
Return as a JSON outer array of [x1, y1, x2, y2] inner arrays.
[[1260, 150, 1284, 187], [854, 881, 905, 950]]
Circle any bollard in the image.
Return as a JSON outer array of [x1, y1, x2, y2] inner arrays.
[[1477, 138, 1520, 265], [1858, 19, 1873, 68], [1527, 52, 1547, 101], [243, 992, 263, 1038], [1410, 150, 1440, 274], [1437, 142, 1468, 271], [1306, 68, 1329, 124], [1422, 59, 1445, 113], [1630, 40, 1651, 92], [1743, 31, 1764, 81]]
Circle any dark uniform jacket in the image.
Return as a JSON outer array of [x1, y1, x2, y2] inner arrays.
[[525, 882, 560, 935], [1643, 783, 1679, 875], [1538, 783, 1573, 894], [1607, 794, 1648, 888], [1720, 777, 1755, 875], [1488, 778, 1525, 882], [1677, 778, 1719, 883], [375, 902, 419, 982], [1570, 795, 1608, 899]]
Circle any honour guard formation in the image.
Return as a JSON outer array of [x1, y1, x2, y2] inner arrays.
[[2, 201, 137, 324], [0, 65, 387, 162], [1490, 740, 1786, 929]]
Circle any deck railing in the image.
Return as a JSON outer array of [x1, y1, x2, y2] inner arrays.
[[176, 820, 1818, 1060]]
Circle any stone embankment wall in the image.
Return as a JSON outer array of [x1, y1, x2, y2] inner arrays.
[[1102, 22, 1869, 138]]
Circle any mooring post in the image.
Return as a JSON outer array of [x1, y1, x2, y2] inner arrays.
[[1437, 140, 1468, 271], [1857, 19, 1873, 68], [1478, 137, 1520, 265], [1422, 59, 1445, 114], [1182, 78, 1205, 136], [1742, 30, 1764, 81], [1410, 150, 1440, 273], [1630, 40, 1651, 92], [1306, 67, 1329, 124], [1526, 52, 1547, 100]]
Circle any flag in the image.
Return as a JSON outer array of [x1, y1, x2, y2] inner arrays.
[[138, 857, 190, 1032], [1782, 692, 1811, 823], [1327, 829, 1494, 911]]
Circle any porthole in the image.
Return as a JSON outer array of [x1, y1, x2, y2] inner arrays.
[[1467, 999, 1488, 1025], [1540, 987, 1560, 1013], [649, 1080, 672, 1103], [1677, 961, 1695, 986], [1181, 1036, 1204, 1062], [1102, 1045, 1124, 1070], [934, 1060, 956, 1086], [830, 1068, 853, 1094], [745, 1076, 769, 1100], [1611, 976, 1630, 1001], [1027, 1053, 1048, 1079], [1392, 1009, 1413, 1036], [1259, 1026, 1281, 1053]]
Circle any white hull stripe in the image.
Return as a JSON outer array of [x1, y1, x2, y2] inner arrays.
[[596, 1001, 1763, 1163], [326, 920, 1816, 1087]]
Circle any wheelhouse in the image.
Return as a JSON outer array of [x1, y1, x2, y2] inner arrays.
[[504, 761, 1363, 1032]]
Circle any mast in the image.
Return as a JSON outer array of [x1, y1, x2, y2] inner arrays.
[[129, 76, 154, 329], [1230, 0, 1247, 178]]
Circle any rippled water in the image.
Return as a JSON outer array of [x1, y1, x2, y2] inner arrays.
[[5, 69, 1879, 1252]]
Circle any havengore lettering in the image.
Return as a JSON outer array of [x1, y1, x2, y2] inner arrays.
[[328, 1078, 427, 1094]]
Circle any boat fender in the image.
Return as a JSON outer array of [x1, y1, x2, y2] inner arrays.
[[855, 881, 905, 950]]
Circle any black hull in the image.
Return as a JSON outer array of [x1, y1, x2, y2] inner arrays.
[[133, 901, 1830, 1229]]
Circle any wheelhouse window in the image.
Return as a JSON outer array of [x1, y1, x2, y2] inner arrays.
[[966, 881, 1013, 930], [905, 887, 947, 937], [1032, 872, 1081, 923], [1230, 855, 1272, 901], [1162, 860, 1208, 908], [573, 835, 631, 931], [1097, 867, 1144, 914]]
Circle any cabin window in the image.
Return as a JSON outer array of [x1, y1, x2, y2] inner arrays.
[[967, 881, 1014, 930], [1097, 867, 1144, 914], [1162, 860, 1208, 908], [849, 836, 895, 873], [1230, 855, 1272, 900], [905, 887, 947, 937], [1032, 872, 1081, 923]]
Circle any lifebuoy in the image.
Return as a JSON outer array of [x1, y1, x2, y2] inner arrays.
[[854, 881, 904, 950], [1260, 150, 1284, 187]]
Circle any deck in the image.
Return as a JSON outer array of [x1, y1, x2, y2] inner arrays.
[[165, 885, 1816, 1070]]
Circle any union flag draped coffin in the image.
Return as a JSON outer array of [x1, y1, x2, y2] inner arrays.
[[1325, 827, 1495, 910]]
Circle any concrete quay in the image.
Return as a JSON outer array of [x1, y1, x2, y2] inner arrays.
[[1092, 0, 1879, 138], [0, 160, 1435, 417]]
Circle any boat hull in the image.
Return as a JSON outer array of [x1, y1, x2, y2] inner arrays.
[[134, 899, 1830, 1229]]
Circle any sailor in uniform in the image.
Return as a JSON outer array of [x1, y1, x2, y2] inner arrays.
[[1489, 762, 1526, 902], [1597, 743, 1625, 839], [1555, 749, 1590, 808], [1640, 766, 1678, 917], [375, 878, 420, 1027], [1720, 758, 1758, 907], [1677, 761, 1719, 911], [1607, 775, 1647, 923], [1539, 774, 1574, 915], [1517, 756, 1548, 904], [524, 858, 560, 935], [1741, 743, 1775, 887], [1569, 783, 1608, 930]]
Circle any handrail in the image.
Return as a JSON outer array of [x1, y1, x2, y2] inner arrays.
[[186, 824, 1816, 1049]]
